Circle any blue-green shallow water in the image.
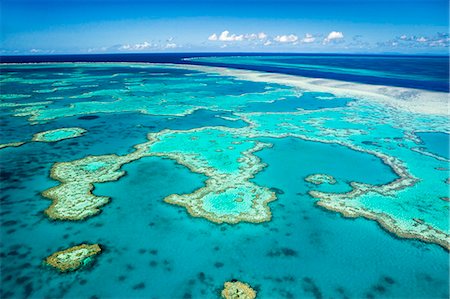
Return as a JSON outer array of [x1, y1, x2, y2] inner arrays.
[[1, 137, 448, 298], [415, 132, 450, 160], [0, 109, 247, 155], [1, 60, 449, 299]]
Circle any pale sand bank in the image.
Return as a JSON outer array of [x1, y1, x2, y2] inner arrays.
[[159, 63, 449, 116]]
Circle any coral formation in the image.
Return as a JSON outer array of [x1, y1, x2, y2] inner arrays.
[[42, 127, 276, 223], [305, 174, 336, 185], [43, 154, 132, 220], [221, 280, 257, 299], [32, 127, 86, 142], [45, 244, 101, 272], [0, 142, 25, 149]]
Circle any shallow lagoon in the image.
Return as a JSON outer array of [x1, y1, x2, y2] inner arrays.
[[415, 131, 450, 160]]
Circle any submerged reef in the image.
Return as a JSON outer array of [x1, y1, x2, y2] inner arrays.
[[305, 174, 336, 185], [147, 128, 276, 223], [44, 244, 101, 272], [0, 141, 25, 149], [308, 150, 450, 250], [0, 127, 86, 150], [32, 127, 86, 142], [221, 280, 257, 299], [42, 127, 276, 223], [43, 154, 132, 220]]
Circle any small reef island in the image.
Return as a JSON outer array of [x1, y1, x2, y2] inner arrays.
[[305, 174, 337, 185], [45, 244, 102, 272], [32, 127, 87, 143], [221, 281, 257, 299]]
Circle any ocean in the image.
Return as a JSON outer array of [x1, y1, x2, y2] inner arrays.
[[0, 54, 449, 299]]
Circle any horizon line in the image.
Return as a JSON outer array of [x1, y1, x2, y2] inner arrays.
[[1, 52, 449, 58]]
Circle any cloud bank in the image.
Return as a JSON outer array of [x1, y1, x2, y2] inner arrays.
[[208, 30, 268, 42], [274, 34, 298, 43], [324, 31, 344, 43]]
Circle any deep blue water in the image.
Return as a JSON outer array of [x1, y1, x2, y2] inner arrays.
[[1, 53, 449, 92]]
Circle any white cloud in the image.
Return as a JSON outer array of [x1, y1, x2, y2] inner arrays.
[[165, 43, 177, 49], [328, 31, 344, 39], [378, 32, 449, 49], [274, 34, 298, 43], [264, 40, 272, 46], [29, 48, 54, 54], [429, 39, 449, 47], [417, 37, 427, 42], [119, 41, 153, 51], [301, 33, 315, 43], [245, 33, 258, 40], [208, 33, 218, 41], [324, 31, 344, 43], [219, 30, 244, 41], [258, 32, 268, 39], [209, 31, 267, 42]]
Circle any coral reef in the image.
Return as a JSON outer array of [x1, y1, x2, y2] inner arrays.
[[32, 127, 86, 142], [45, 244, 101, 272], [43, 154, 132, 220], [42, 127, 276, 223], [0, 142, 25, 150], [221, 280, 257, 299], [305, 174, 336, 185]]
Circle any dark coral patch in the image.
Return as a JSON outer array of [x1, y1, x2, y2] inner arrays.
[[78, 115, 99, 120], [302, 277, 323, 299], [270, 187, 285, 195], [132, 282, 146, 290], [214, 262, 224, 268], [267, 247, 298, 257]]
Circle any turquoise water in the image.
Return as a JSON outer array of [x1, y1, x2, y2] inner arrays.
[[415, 132, 450, 160], [0, 61, 449, 298]]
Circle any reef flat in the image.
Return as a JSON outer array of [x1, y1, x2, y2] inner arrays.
[[180, 61, 449, 115], [32, 127, 86, 142], [0, 141, 25, 149], [305, 173, 336, 185], [42, 127, 276, 223], [45, 244, 101, 272], [43, 154, 131, 220], [221, 280, 257, 299]]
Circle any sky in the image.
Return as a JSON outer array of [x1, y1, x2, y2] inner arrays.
[[0, 0, 449, 55]]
